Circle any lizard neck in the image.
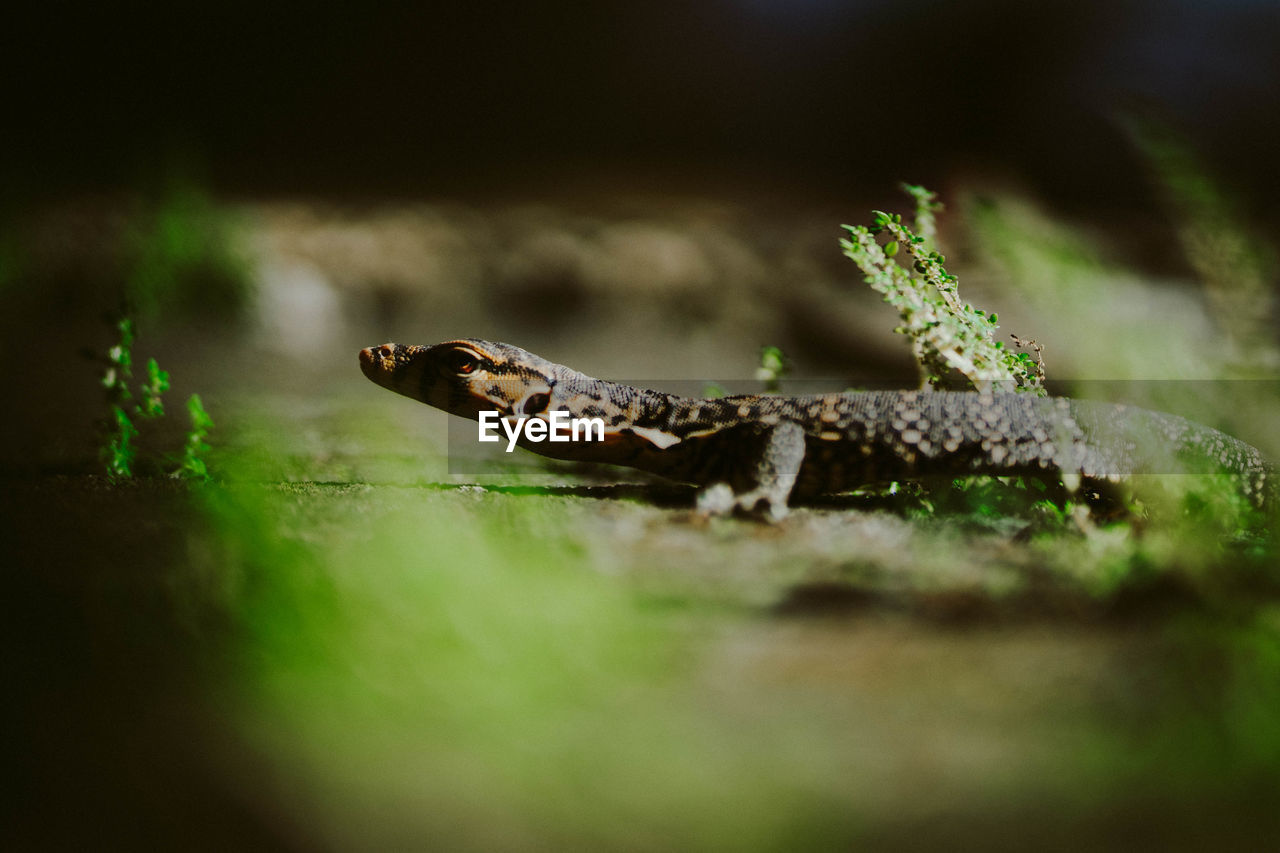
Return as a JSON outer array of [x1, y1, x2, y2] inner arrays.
[[552, 371, 697, 432]]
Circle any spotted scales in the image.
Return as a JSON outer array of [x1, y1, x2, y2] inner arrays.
[[360, 339, 1274, 521]]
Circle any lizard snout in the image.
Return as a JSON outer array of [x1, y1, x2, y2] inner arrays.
[[359, 344, 397, 380]]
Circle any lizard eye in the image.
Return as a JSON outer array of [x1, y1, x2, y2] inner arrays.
[[446, 349, 480, 375]]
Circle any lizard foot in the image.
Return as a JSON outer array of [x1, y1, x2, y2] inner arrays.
[[696, 482, 791, 522], [693, 422, 804, 523]]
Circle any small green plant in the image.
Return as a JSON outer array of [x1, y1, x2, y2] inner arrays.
[[901, 182, 942, 248], [755, 345, 789, 393], [100, 316, 146, 478], [840, 184, 1046, 395], [137, 353, 172, 417], [96, 312, 213, 480], [701, 383, 728, 399], [178, 394, 215, 481]]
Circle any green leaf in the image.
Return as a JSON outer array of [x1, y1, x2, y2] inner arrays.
[[145, 358, 171, 392], [187, 393, 214, 431], [137, 357, 171, 417], [104, 404, 138, 479], [116, 316, 134, 347]]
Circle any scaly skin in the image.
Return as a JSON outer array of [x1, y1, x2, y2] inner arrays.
[[359, 339, 1274, 519]]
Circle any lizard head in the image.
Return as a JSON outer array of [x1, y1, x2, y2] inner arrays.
[[359, 339, 562, 420]]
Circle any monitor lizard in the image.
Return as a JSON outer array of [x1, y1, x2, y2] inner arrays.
[[359, 338, 1274, 520]]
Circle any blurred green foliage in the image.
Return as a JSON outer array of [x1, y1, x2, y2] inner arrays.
[[902, 181, 942, 249], [184, 337, 1278, 848], [199, 483, 848, 849], [125, 173, 251, 327], [755, 344, 788, 393], [961, 132, 1280, 475], [161, 449, 1280, 848], [963, 131, 1279, 384], [1123, 115, 1278, 375], [179, 395, 215, 481], [965, 192, 1227, 381]]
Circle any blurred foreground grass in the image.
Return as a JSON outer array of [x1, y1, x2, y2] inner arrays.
[[201, 483, 839, 850], [7, 462, 1280, 849], [208, 477, 1280, 851]]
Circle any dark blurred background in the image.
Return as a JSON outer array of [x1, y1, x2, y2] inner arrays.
[[6, 0, 1279, 212]]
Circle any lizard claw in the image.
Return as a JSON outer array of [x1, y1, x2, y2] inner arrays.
[[696, 482, 790, 522], [738, 490, 791, 522], [695, 482, 735, 516]]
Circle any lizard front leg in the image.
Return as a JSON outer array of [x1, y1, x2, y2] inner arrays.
[[696, 421, 806, 521]]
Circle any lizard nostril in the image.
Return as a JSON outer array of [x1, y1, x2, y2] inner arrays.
[[378, 345, 394, 360]]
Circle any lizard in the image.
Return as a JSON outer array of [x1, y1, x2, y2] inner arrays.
[[359, 338, 1275, 520]]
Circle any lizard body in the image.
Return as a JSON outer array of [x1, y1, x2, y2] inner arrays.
[[359, 339, 1274, 519]]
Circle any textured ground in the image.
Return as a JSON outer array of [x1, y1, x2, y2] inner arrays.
[[6, 387, 1279, 849], [4, 197, 1279, 849]]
